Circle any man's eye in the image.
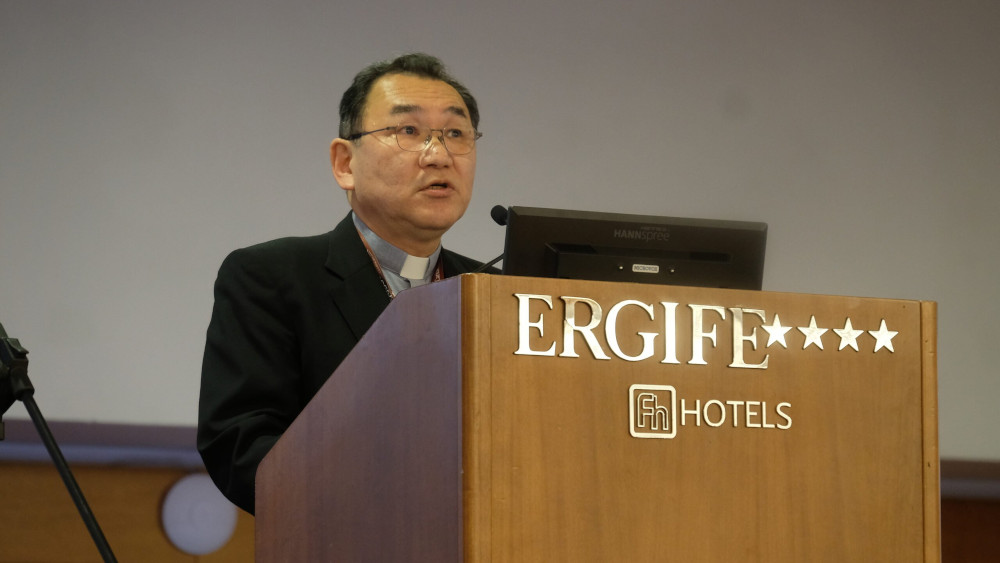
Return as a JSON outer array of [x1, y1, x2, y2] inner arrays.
[[445, 128, 466, 139], [397, 125, 422, 137]]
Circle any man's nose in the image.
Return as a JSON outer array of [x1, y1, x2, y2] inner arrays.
[[419, 133, 452, 163]]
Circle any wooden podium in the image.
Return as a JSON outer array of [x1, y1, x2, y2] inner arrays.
[[256, 274, 939, 562]]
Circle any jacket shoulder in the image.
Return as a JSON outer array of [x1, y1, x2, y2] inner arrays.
[[441, 248, 500, 276]]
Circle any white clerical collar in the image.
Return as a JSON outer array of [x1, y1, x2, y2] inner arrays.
[[352, 213, 441, 285], [399, 254, 430, 280]]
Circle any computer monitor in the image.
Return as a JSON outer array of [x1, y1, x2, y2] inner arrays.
[[500, 206, 767, 290]]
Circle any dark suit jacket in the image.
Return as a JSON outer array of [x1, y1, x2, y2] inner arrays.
[[197, 214, 488, 513]]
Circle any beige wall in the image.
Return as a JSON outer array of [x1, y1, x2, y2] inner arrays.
[[1, 0, 998, 464]]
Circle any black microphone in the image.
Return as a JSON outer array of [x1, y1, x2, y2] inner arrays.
[[490, 204, 509, 226], [471, 205, 509, 274]]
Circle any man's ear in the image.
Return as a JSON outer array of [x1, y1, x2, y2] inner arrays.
[[330, 138, 355, 195]]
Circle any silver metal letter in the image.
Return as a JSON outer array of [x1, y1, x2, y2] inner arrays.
[[729, 307, 769, 369], [560, 296, 610, 360], [660, 302, 680, 364], [514, 293, 556, 356], [688, 304, 726, 365], [605, 300, 657, 362]]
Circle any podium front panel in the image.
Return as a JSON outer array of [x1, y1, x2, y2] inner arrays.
[[463, 275, 936, 562]]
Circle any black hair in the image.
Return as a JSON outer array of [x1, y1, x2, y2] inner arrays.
[[338, 53, 480, 139]]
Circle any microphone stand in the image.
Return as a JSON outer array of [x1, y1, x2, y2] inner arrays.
[[470, 252, 503, 274], [1, 322, 118, 562], [469, 204, 510, 274]]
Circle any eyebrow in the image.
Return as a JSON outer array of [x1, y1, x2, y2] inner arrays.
[[390, 104, 469, 119]]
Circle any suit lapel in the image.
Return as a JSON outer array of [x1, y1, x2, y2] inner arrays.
[[324, 215, 392, 341], [323, 214, 483, 340], [441, 250, 463, 278]]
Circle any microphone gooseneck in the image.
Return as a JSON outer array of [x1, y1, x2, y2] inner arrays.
[[471, 205, 509, 274]]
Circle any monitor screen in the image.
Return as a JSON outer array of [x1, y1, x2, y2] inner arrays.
[[500, 206, 767, 290]]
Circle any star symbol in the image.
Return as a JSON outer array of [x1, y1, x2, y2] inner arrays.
[[833, 318, 865, 351], [869, 319, 898, 353], [798, 316, 828, 350], [762, 314, 792, 348]]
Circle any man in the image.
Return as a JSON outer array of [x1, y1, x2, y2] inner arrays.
[[198, 53, 490, 514]]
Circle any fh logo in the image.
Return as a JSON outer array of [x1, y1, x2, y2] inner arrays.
[[629, 384, 676, 439]]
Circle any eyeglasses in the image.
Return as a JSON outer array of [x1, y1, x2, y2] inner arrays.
[[346, 124, 483, 155]]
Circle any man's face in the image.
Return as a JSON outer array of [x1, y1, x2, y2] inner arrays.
[[332, 73, 477, 256]]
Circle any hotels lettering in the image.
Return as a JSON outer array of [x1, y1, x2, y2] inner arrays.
[[629, 384, 792, 439]]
